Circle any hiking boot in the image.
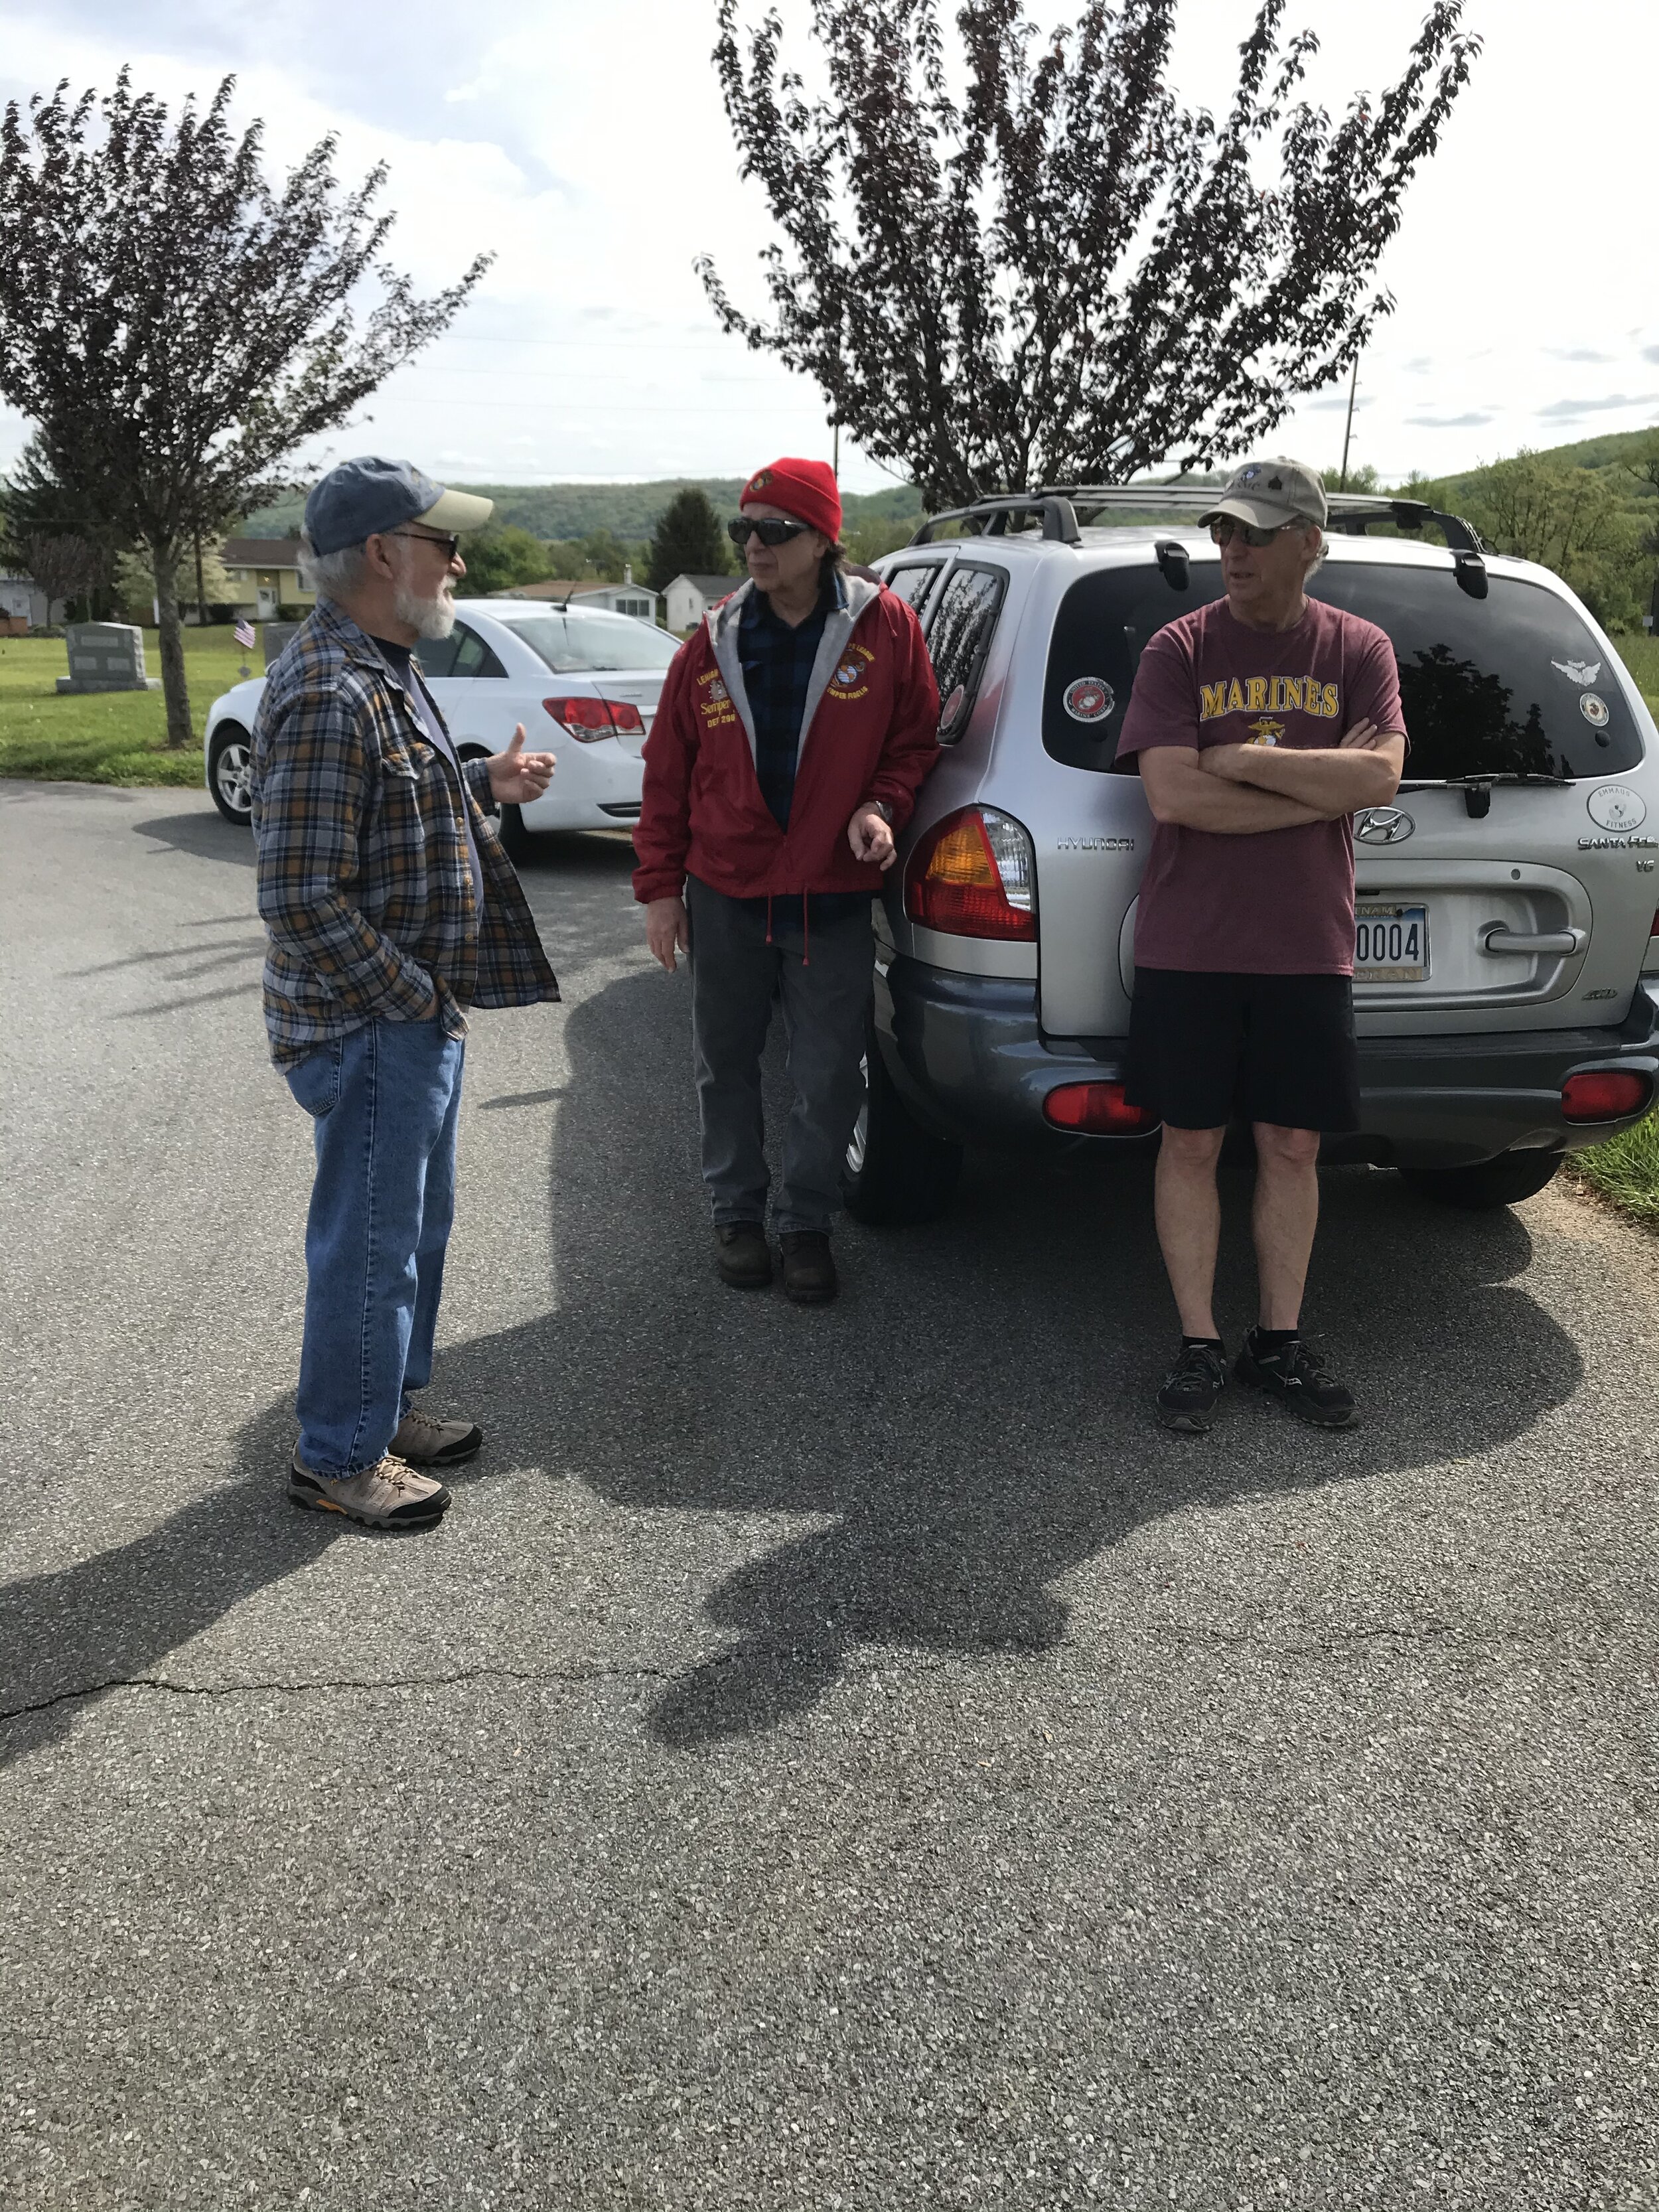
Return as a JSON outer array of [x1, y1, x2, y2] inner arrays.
[[779, 1230, 837, 1304], [392, 1406, 483, 1467], [714, 1220, 772, 1289], [288, 1452, 452, 1530], [1234, 1331, 1357, 1428], [1156, 1341, 1228, 1433]]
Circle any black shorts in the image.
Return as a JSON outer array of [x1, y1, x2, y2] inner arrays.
[[1123, 968, 1360, 1133]]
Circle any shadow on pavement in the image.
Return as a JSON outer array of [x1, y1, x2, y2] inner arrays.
[[439, 961, 1581, 1749], [133, 811, 255, 867]]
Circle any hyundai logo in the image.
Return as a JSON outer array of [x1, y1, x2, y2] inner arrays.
[[1356, 808, 1415, 844]]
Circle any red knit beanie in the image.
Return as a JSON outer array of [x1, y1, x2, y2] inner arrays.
[[740, 457, 842, 544]]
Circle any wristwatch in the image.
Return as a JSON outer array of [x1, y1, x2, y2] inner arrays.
[[865, 799, 893, 824]]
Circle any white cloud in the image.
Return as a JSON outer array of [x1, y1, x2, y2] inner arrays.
[[2, 0, 1657, 498]]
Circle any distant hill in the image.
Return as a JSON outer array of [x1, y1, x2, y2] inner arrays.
[[1416, 423, 1658, 510], [244, 476, 924, 542]]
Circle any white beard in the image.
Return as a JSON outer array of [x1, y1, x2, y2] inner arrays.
[[392, 579, 456, 641]]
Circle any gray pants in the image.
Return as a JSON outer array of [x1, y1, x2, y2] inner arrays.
[[686, 874, 874, 1235]]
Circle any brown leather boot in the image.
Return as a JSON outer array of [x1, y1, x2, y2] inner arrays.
[[779, 1230, 837, 1304], [714, 1221, 772, 1289]]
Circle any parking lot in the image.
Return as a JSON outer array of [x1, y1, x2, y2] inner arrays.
[[4, 778, 1658, 2210]]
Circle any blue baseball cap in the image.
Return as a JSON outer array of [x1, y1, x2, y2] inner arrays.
[[303, 456, 493, 556]]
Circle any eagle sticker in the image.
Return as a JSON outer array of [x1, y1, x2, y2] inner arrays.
[[1553, 658, 1601, 686], [1063, 676, 1114, 723], [1246, 716, 1285, 746]]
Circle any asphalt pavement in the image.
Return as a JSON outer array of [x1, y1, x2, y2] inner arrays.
[[3, 779, 1658, 2211]]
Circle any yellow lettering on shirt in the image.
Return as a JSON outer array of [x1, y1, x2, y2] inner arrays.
[[1246, 677, 1268, 711], [1226, 678, 1246, 715], [1322, 681, 1340, 719], [1200, 682, 1228, 722]]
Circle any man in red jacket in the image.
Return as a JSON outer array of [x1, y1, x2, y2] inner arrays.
[[634, 457, 939, 1302]]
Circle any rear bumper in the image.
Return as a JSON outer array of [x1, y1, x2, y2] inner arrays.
[[877, 956, 1659, 1168]]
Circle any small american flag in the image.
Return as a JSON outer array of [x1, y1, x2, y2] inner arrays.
[[234, 618, 255, 650]]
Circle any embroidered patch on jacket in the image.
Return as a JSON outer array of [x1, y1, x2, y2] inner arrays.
[[826, 644, 875, 701], [697, 666, 739, 727]]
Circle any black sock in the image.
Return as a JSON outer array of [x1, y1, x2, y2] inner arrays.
[[1252, 1326, 1298, 1355], [1182, 1334, 1224, 1352]]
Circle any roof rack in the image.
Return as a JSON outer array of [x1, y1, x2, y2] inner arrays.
[[907, 484, 1489, 563]]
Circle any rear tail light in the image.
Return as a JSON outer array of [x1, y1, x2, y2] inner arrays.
[[1561, 1070, 1650, 1123], [542, 696, 647, 742], [904, 807, 1037, 940], [1650, 909, 1659, 936], [1043, 1081, 1160, 1135]]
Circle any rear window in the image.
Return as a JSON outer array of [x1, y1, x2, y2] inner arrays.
[[924, 561, 1006, 741], [1043, 557, 1644, 778], [500, 613, 680, 674]]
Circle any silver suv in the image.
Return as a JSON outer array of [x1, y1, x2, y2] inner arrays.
[[847, 487, 1659, 1221]]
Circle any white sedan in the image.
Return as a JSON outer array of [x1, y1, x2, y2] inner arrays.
[[202, 599, 682, 849]]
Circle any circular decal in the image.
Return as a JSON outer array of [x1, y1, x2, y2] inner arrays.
[[1579, 692, 1611, 729], [1587, 784, 1646, 833], [1063, 676, 1115, 723], [940, 684, 966, 729]]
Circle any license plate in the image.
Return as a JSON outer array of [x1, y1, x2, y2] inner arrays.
[[1354, 902, 1429, 982]]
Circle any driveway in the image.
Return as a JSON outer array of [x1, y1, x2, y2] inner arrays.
[[3, 781, 1657, 2211]]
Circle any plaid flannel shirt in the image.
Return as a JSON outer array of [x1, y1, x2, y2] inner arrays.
[[738, 571, 844, 830], [250, 599, 558, 1069]]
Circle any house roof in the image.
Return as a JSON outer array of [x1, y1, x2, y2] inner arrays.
[[222, 538, 305, 567], [670, 573, 739, 596]]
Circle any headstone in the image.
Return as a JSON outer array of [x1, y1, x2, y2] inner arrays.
[[261, 621, 303, 668], [56, 622, 161, 694]]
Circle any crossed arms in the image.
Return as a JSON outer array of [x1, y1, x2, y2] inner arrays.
[[1137, 721, 1407, 834]]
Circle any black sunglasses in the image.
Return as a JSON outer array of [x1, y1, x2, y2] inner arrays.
[[1208, 517, 1307, 550], [727, 515, 812, 548], [384, 528, 462, 561]]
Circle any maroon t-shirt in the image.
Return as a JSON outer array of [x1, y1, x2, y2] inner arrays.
[[1116, 597, 1406, 975]]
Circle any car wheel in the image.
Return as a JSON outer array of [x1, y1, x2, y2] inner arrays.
[[1399, 1152, 1563, 1211], [497, 802, 535, 860], [207, 723, 253, 826], [842, 1019, 963, 1225]]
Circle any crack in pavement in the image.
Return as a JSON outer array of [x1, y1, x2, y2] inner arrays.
[[0, 1621, 1468, 1728]]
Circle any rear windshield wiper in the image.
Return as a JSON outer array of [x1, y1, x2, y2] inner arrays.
[[1399, 771, 1565, 818]]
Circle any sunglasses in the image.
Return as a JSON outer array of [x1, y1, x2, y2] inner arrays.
[[1209, 517, 1307, 550], [727, 515, 813, 548], [384, 528, 462, 561]]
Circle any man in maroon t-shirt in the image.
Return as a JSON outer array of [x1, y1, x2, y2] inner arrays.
[[1115, 458, 1407, 1433]]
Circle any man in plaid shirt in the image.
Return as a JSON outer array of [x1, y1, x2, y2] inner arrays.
[[252, 457, 559, 1532]]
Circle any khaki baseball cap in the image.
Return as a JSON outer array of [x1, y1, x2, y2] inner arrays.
[[1199, 457, 1328, 532]]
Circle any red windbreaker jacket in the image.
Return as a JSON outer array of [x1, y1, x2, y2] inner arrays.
[[632, 573, 940, 905]]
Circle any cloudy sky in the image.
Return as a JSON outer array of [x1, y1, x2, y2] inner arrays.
[[1, 0, 1654, 496]]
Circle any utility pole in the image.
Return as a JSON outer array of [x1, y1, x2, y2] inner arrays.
[[1338, 357, 1360, 492]]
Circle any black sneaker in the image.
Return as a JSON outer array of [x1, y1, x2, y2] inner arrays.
[[1157, 1341, 1228, 1432], [1234, 1331, 1356, 1428]]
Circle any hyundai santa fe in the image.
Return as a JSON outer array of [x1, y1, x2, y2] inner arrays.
[[845, 486, 1659, 1221]]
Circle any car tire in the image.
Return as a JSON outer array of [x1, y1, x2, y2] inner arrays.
[[497, 802, 535, 860], [1399, 1151, 1563, 1211], [842, 1021, 963, 1225], [206, 723, 254, 826]]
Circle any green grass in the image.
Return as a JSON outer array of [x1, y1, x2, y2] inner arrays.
[[1571, 1112, 1659, 1224], [1617, 631, 1659, 717], [0, 628, 256, 788]]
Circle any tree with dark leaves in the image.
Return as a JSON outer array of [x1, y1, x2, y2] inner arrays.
[[0, 72, 488, 744], [699, 0, 1480, 507], [0, 435, 124, 624], [646, 487, 732, 591]]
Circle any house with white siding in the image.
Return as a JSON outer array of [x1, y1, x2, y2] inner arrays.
[[663, 573, 738, 634]]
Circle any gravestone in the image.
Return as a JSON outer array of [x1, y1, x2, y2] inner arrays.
[[56, 623, 161, 694], [261, 621, 303, 668]]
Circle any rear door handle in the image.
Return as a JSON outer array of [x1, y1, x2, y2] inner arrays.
[[1481, 925, 1587, 956]]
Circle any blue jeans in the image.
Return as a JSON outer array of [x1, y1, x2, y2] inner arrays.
[[284, 1018, 465, 1476]]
